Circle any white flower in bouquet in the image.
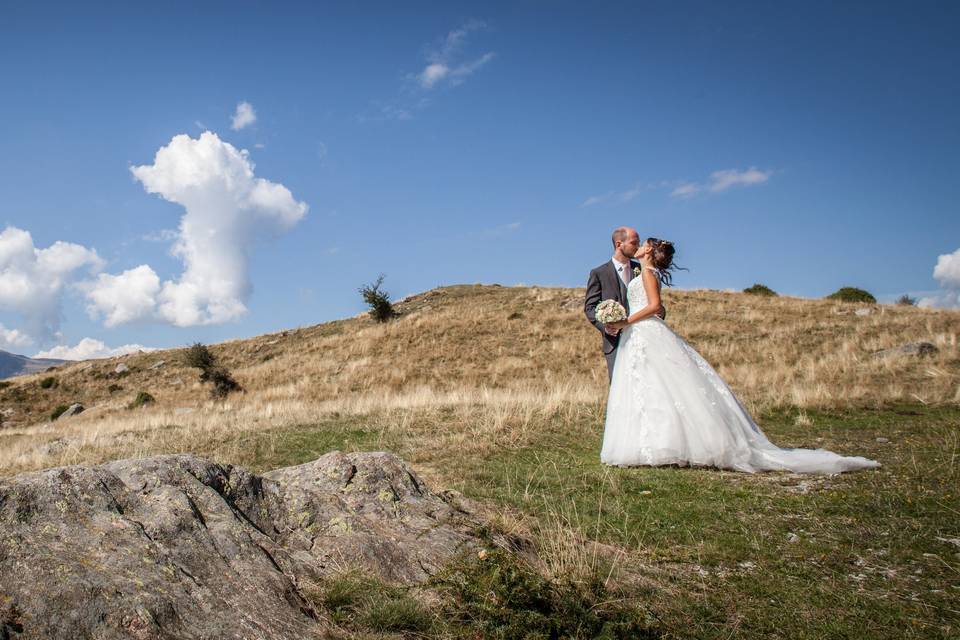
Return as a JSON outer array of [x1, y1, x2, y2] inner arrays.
[[595, 299, 627, 324]]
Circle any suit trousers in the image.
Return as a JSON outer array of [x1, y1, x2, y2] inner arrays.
[[605, 348, 617, 382]]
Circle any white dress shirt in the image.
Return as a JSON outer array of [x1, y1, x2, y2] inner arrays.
[[611, 258, 632, 286]]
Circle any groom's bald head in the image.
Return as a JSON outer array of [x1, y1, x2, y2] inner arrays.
[[611, 226, 641, 261], [612, 226, 638, 248]]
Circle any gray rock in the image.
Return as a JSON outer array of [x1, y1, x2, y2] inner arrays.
[[148, 360, 166, 370], [173, 407, 194, 415], [0, 451, 491, 639], [876, 437, 890, 443], [854, 308, 873, 316], [114, 363, 129, 374], [871, 341, 939, 359], [56, 403, 85, 419]]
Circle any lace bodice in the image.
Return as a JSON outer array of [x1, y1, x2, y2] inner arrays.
[[627, 268, 660, 314]]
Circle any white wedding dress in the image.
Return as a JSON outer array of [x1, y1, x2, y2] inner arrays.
[[601, 269, 880, 474]]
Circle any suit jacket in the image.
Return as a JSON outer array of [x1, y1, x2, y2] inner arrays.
[[584, 260, 636, 355]]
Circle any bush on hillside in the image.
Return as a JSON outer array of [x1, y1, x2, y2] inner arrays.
[[128, 391, 155, 409], [185, 343, 217, 371], [743, 283, 777, 296], [359, 274, 396, 323], [50, 404, 70, 421], [183, 343, 241, 399], [896, 294, 917, 306], [39, 376, 57, 389], [826, 287, 876, 303]]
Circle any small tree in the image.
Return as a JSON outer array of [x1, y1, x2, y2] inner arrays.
[[896, 294, 917, 306], [826, 287, 876, 304], [743, 284, 777, 296], [184, 343, 241, 399], [359, 274, 396, 323]]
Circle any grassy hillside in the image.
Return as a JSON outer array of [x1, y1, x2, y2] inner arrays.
[[1, 285, 956, 448], [1, 284, 958, 638]]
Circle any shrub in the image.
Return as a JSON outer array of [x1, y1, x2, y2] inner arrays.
[[207, 367, 241, 398], [826, 287, 876, 303], [308, 571, 433, 634], [184, 343, 217, 371], [50, 404, 70, 421], [39, 376, 57, 389], [897, 294, 917, 306], [183, 343, 241, 399], [0, 380, 11, 390], [743, 283, 777, 296], [430, 548, 657, 639], [359, 274, 396, 323], [107, 384, 123, 393], [128, 391, 155, 409]]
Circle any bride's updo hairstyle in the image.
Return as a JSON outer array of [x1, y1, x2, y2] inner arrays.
[[645, 237, 684, 286]]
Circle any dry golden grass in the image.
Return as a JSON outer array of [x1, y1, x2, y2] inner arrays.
[[1, 284, 957, 476], [2, 284, 958, 638]]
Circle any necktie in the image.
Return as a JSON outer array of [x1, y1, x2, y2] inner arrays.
[[618, 262, 630, 287]]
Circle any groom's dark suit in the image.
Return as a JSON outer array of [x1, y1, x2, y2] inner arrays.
[[584, 259, 664, 381]]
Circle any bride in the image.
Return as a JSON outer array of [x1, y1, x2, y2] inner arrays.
[[601, 238, 880, 474]]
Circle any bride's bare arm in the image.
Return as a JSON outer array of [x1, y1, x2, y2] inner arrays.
[[625, 270, 663, 324]]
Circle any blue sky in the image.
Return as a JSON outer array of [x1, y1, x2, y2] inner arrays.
[[1, 1, 958, 358]]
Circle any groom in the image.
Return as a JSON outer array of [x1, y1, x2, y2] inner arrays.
[[584, 227, 664, 381]]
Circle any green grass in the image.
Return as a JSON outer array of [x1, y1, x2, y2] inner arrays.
[[242, 404, 959, 639]]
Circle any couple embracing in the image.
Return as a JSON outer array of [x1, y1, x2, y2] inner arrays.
[[584, 227, 879, 475]]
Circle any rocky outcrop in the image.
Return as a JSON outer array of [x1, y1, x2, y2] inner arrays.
[[0, 452, 487, 639]]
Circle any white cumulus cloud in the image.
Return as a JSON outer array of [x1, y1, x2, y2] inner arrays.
[[0, 226, 103, 343], [0, 323, 32, 350], [84, 265, 162, 327], [231, 101, 257, 130], [918, 247, 960, 308], [34, 338, 155, 361], [85, 131, 308, 327]]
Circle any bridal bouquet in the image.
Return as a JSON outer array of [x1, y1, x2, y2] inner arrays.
[[595, 299, 627, 324]]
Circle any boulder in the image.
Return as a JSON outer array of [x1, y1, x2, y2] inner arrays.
[[0, 452, 490, 639], [56, 403, 84, 419], [871, 341, 939, 359], [114, 363, 129, 374]]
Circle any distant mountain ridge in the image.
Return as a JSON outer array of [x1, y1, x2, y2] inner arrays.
[[0, 350, 67, 379]]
